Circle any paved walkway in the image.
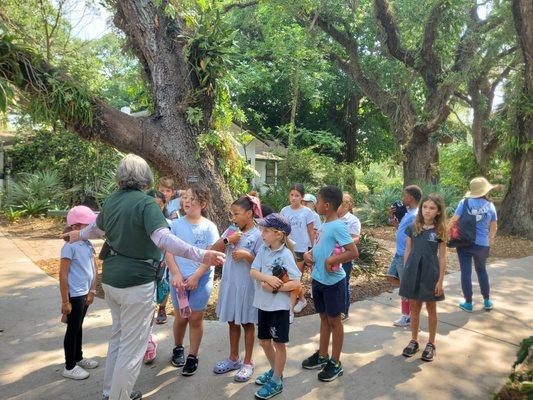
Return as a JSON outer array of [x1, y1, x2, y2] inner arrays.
[[0, 230, 531, 400]]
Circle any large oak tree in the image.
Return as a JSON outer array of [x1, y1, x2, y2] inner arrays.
[[1, 0, 239, 226]]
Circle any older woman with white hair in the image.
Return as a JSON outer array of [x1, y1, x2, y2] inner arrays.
[[64, 154, 225, 400]]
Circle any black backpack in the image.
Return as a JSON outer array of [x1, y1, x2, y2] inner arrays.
[[447, 199, 477, 248]]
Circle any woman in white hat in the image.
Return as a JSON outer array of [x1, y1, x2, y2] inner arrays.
[[450, 177, 498, 313]]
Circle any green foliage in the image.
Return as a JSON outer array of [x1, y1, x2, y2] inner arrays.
[[198, 130, 254, 196], [439, 142, 510, 191], [361, 169, 386, 195], [261, 181, 293, 213], [4, 170, 65, 216], [358, 187, 403, 226], [353, 233, 383, 274], [277, 125, 344, 157], [0, 32, 93, 127], [6, 125, 122, 206], [178, 2, 238, 99]]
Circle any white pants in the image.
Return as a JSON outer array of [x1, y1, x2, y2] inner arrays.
[[102, 282, 155, 400]]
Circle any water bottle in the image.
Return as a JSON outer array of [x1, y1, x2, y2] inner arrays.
[[177, 289, 191, 319], [331, 244, 343, 271]]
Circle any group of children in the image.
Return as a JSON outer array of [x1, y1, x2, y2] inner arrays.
[[59, 177, 452, 399]]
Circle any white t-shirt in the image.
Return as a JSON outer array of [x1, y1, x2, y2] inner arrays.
[[339, 212, 361, 237], [280, 205, 315, 252], [309, 209, 322, 231]]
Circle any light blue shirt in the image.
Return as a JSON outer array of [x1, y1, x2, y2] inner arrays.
[[280, 206, 315, 252], [454, 198, 497, 247], [167, 198, 181, 219], [251, 244, 301, 311], [395, 208, 418, 256], [170, 217, 219, 278], [60, 241, 95, 297], [311, 219, 353, 285]]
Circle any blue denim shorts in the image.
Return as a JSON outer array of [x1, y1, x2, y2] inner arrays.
[[170, 272, 214, 312], [386, 254, 406, 281]]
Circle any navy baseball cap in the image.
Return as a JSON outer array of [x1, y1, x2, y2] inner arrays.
[[257, 213, 291, 235]]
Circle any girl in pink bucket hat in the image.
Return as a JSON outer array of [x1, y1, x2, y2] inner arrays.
[[59, 206, 99, 380]]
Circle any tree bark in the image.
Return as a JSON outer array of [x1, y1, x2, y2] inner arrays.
[[403, 137, 439, 185], [499, 0, 533, 239], [1, 0, 235, 228], [343, 88, 361, 162]]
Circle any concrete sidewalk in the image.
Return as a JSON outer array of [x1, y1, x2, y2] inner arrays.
[[0, 230, 531, 400]]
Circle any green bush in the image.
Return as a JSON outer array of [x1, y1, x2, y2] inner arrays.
[[4, 171, 66, 217], [7, 125, 122, 207], [354, 232, 383, 273], [439, 141, 511, 191], [358, 187, 402, 226]]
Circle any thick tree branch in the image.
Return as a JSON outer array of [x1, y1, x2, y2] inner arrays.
[[374, 0, 416, 69], [113, 0, 200, 120], [223, 1, 259, 13], [313, 14, 398, 119]]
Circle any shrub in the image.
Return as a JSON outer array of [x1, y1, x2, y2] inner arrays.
[[7, 125, 122, 206], [353, 232, 383, 273], [358, 187, 403, 226], [4, 171, 66, 217]]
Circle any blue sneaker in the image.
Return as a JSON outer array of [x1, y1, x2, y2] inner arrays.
[[255, 378, 283, 399], [459, 301, 473, 312], [255, 369, 273, 385], [483, 299, 493, 311]]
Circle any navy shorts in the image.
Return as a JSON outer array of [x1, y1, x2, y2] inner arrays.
[[257, 309, 290, 343], [312, 278, 346, 317]]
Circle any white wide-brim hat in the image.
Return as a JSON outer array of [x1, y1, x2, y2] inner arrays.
[[465, 177, 496, 198]]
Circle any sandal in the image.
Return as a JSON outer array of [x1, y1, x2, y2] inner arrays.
[[213, 358, 242, 374], [234, 362, 254, 382]]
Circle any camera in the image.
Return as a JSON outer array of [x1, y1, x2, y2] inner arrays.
[[271, 265, 288, 282], [391, 201, 408, 222]]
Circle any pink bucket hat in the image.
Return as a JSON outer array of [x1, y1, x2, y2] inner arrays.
[[66, 206, 97, 226]]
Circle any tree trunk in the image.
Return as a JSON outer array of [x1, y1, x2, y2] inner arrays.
[[1, 0, 236, 229], [403, 137, 438, 185], [343, 89, 361, 162], [499, 0, 533, 239]]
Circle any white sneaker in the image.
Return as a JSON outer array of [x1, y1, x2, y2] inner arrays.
[[62, 365, 89, 380], [77, 358, 99, 369], [294, 298, 308, 313], [393, 315, 411, 327]]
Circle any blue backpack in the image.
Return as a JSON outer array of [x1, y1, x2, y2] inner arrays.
[[447, 199, 477, 248]]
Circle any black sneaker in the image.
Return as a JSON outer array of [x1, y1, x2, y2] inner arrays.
[[182, 355, 198, 376], [102, 391, 142, 400], [318, 359, 343, 382], [171, 346, 185, 367], [421, 343, 436, 362], [130, 391, 142, 400], [302, 350, 329, 370], [402, 340, 419, 357]]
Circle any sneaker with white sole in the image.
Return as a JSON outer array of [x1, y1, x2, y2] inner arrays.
[[393, 315, 411, 327], [77, 358, 99, 369], [294, 298, 308, 313], [62, 365, 89, 380]]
